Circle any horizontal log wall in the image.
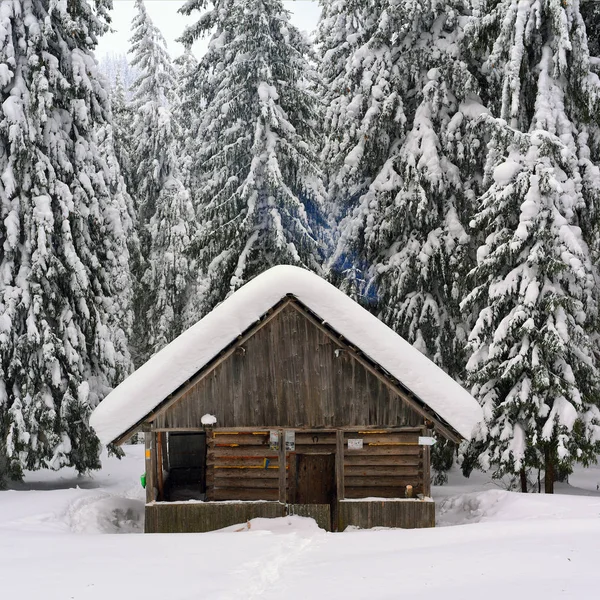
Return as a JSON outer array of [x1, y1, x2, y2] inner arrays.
[[343, 430, 424, 499], [145, 502, 285, 533], [154, 303, 424, 430], [206, 430, 281, 501], [338, 500, 435, 530], [191, 428, 427, 503]]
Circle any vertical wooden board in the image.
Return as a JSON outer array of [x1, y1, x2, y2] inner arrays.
[[278, 428, 286, 503], [144, 433, 154, 504], [205, 430, 214, 501], [286, 452, 297, 503], [231, 349, 242, 424], [144, 505, 153, 533], [422, 431, 431, 497], [156, 431, 164, 501], [149, 431, 158, 502], [336, 429, 345, 501]]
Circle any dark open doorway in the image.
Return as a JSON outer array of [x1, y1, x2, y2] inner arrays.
[[165, 432, 206, 501]]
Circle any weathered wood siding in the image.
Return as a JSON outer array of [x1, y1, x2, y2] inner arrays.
[[287, 504, 331, 531], [206, 430, 280, 501], [145, 501, 285, 533], [153, 302, 423, 430], [145, 499, 434, 532], [343, 430, 424, 499], [204, 427, 426, 506], [338, 500, 435, 530]]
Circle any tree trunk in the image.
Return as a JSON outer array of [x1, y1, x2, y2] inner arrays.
[[544, 446, 555, 494], [519, 467, 528, 493]]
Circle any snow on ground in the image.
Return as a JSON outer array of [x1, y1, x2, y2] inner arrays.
[[1, 445, 600, 599], [0, 445, 146, 535]]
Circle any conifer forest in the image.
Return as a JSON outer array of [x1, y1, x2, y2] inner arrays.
[[1, 0, 600, 494]]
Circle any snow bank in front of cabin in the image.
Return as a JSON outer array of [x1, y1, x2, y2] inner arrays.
[[2, 447, 600, 600], [90, 266, 482, 444]]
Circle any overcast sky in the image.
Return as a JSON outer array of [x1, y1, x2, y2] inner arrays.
[[97, 1, 322, 60]]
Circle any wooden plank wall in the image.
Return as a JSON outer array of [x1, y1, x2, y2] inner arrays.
[[145, 502, 285, 533], [153, 303, 424, 430], [287, 504, 331, 531], [343, 429, 424, 499], [206, 429, 342, 502], [204, 428, 425, 502], [338, 500, 435, 530], [145, 499, 434, 533], [206, 430, 280, 501]]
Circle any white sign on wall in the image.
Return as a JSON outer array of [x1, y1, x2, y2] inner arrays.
[[418, 436, 436, 446], [347, 438, 363, 450], [285, 430, 296, 451], [269, 430, 279, 451]]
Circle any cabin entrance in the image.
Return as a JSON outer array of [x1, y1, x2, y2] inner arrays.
[[286, 453, 336, 530], [294, 454, 336, 504], [165, 431, 207, 501]]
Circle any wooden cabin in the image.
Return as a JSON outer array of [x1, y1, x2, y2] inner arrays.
[[90, 266, 482, 533]]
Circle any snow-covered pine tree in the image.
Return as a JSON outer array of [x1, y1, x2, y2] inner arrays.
[[179, 0, 327, 314], [0, 0, 133, 480], [128, 0, 193, 362], [97, 80, 140, 347], [461, 0, 600, 492], [582, 0, 600, 60], [173, 47, 199, 191], [317, 0, 386, 226], [141, 176, 195, 356], [128, 0, 178, 229], [110, 72, 135, 196], [331, 1, 482, 377]]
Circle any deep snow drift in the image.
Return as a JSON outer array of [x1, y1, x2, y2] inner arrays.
[[1, 445, 600, 599]]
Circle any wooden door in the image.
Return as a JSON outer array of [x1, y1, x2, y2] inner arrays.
[[294, 454, 336, 504]]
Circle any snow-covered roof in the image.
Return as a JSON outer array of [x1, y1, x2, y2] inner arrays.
[[90, 266, 482, 444]]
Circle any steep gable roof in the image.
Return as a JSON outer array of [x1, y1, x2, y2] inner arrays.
[[90, 266, 482, 444]]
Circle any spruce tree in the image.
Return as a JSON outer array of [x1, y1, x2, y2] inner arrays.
[[330, 0, 482, 377], [142, 176, 194, 355], [461, 0, 600, 491], [582, 1, 600, 59], [179, 0, 326, 314], [128, 0, 192, 362], [317, 0, 386, 226], [128, 0, 178, 229], [110, 72, 135, 196], [174, 47, 200, 192], [0, 0, 133, 479]]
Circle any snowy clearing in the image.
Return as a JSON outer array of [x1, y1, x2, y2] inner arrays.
[[2, 445, 600, 599]]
